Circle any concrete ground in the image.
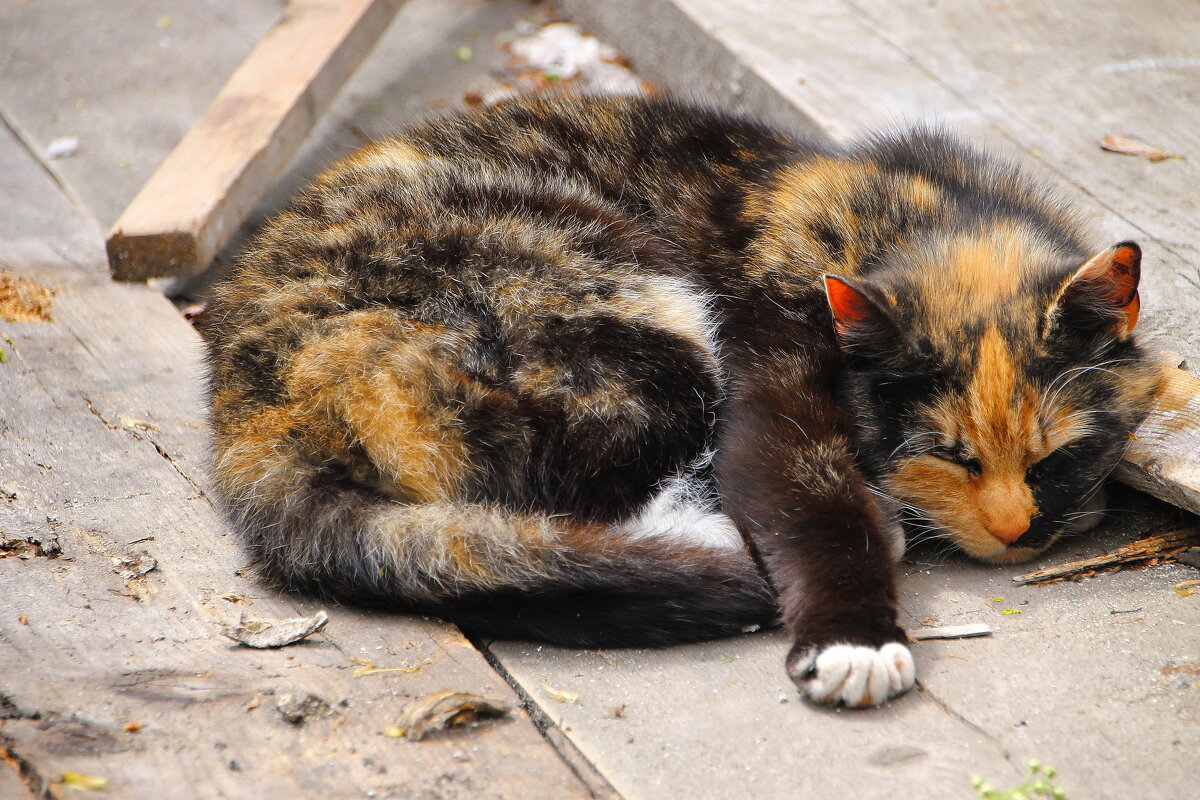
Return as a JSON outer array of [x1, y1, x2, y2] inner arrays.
[[1, 1, 1197, 798]]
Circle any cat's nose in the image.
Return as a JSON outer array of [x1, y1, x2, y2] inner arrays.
[[986, 518, 1029, 545]]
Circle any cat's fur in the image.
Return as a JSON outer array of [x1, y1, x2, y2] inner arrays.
[[204, 96, 1160, 707]]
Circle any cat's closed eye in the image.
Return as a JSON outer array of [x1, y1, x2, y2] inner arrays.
[[927, 446, 982, 476]]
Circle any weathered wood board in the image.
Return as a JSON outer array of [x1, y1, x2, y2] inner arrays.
[[489, 507, 1200, 799], [1118, 368, 1200, 514], [0, 124, 593, 800], [0, 0, 282, 231], [105, 0, 406, 280]]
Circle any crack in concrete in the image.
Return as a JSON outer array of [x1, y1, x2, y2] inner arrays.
[[918, 684, 1023, 775]]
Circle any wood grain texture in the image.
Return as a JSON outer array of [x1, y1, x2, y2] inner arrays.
[[106, 0, 406, 280], [0, 258, 594, 799], [1012, 525, 1199, 584], [1, 121, 592, 798], [1116, 367, 1200, 514]]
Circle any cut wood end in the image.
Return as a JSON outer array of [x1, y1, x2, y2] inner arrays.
[[106, 229, 201, 281]]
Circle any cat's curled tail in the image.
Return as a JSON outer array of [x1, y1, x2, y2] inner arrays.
[[210, 444, 777, 647]]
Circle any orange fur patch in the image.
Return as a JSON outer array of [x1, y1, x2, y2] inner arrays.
[[286, 312, 471, 504]]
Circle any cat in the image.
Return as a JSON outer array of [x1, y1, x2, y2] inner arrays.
[[203, 95, 1160, 708]]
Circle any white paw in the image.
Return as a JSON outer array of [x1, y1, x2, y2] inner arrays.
[[789, 642, 916, 708]]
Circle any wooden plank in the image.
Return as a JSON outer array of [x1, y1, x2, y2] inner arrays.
[[489, 632, 1017, 798], [487, 503, 1199, 799], [1117, 367, 1200, 515], [1, 128, 592, 799], [105, 0, 406, 281], [0, 261, 594, 800]]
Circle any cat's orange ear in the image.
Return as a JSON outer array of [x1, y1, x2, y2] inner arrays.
[[1044, 242, 1141, 340], [824, 274, 891, 343]]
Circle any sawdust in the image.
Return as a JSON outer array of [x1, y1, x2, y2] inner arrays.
[[0, 272, 55, 323]]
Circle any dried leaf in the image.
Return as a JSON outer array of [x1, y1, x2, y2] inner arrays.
[[1174, 579, 1200, 597], [541, 684, 580, 704], [62, 772, 108, 790], [1001, 608, 1022, 615], [220, 610, 328, 648], [1, 532, 61, 559], [392, 691, 510, 741], [1098, 134, 1181, 162], [112, 551, 156, 581], [349, 656, 427, 677]]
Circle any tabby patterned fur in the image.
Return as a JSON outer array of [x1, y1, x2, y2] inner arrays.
[[205, 96, 1159, 707]]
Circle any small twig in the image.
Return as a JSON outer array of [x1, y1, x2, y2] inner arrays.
[[1012, 526, 1199, 585], [910, 622, 993, 641]]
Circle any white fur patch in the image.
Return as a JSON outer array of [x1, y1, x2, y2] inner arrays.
[[790, 642, 916, 707], [614, 472, 743, 550]]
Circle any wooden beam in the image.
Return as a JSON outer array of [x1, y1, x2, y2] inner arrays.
[[1116, 366, 1200, 515], [106, 0, 404, 281]]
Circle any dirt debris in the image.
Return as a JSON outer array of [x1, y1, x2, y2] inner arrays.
[[0, 272, 55, 323], [389, 691, 511, 741], [275, 693, 335, 726], [219, 610, 329, 648], [1012, 525, 1199, 585], [0, 532, 62, 559]]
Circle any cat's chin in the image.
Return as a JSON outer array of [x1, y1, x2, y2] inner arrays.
[[968, 542, 1053, 565]]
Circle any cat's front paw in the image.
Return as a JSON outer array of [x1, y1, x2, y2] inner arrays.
[[787, 642, 915, 708]]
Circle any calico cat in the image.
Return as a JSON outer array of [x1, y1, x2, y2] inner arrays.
[[204, 96, 1160, 708]]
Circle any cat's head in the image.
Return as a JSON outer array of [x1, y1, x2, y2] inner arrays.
[[826, 232, 1160, 563]]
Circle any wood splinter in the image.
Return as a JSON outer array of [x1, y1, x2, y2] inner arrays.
[[1012, 525, 1200, 585]]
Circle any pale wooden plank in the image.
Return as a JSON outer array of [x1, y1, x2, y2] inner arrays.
[[0, 0, 282, 230], [487, 501, 1199, 800], [106, 0, 406, 280], [489, 632, 1017, 798], [0, 127, 593, 798], [0, 266, 594, 799], [1117, 368, 1200, 515]]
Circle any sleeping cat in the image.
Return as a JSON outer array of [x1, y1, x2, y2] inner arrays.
[[204, 96, 1160, 708]]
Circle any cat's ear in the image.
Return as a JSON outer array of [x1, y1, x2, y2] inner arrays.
[[1044, 242, 1141, 340], [823, 274, 900, 352]]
